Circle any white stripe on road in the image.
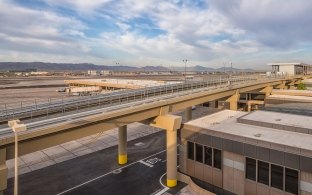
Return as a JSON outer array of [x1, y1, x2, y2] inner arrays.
[[139, 160, 154, 167], [153, 172, 169, 195], [56, 149, 166, 195], [154, 187, 169, 195]]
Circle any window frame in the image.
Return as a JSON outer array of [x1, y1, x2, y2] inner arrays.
[[245, 157, 300, 195], [195, 143, 203, 163], [285, 167, 299, 195], [245, 157, 257, 181], [257, 160, 270, 186], [270, 164, 284, 191], [187, 141, 194, 160], [213, 148, 222, 170], [204, 146, 213, 166]]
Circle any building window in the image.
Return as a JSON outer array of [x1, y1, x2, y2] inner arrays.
[[271, 164, 283, 190], [204, 146, 212, 166], [285, 168, 298, 195], [195, 144, 203, 163], [246, 158, 299, 194], [246, 158, 256, 181], [187, 142, 194, 160], [213, 148, 222, 169], [258, 161, 269, 185]]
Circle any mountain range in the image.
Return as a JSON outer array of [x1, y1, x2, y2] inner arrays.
[[0, 62, 256, 72]]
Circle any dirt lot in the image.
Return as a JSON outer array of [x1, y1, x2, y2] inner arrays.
[[0, 77, 71, 109], [0, 87, 70, 106]]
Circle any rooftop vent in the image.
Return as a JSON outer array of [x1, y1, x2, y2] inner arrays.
[[254, 133, 262, 137], [211, 122, 220, 125]]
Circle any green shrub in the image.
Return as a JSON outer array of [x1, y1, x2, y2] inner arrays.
[[297, 83, 306, 90]]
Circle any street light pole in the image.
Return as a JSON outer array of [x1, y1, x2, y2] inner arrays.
[[8, 120, 27, 195], [182, 59, 188, 81], [115, 62, 119, 84], [230, 61, 233, 76]]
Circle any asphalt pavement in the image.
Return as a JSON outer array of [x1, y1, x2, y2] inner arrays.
[[4, 131, 186, 195], [61, 152, 167, 195]]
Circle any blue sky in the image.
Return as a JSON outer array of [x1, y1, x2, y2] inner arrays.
[[0, 0, 312, 69]]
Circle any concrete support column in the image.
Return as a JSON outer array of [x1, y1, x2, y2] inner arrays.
[[230, 101, 238, 111], [166, 128, 177, 188], [118, 125, 127, 165], [226, 92, 240, 111], [214, 100, 218, 108], [277, 81, 286, 90], [0, 148, 7, 195], [184, 107, 192, 122], [260, 86, 273, 106], [247, 103, 252, 112], [149, 114, 182, 188]]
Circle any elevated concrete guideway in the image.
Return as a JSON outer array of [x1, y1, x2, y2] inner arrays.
[[0, 78, 237, 123], [65, 79, 141, 90], [65, 79, 181, 90], [0, 75, 308, 193]]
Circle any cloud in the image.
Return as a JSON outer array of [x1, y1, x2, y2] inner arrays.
[[210, 0, 312, 48], [0, 0, 92, 56], [0, 0, 311, 68], [43, 0, 112, 14]]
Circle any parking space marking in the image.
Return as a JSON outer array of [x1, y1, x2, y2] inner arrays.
[[139, 160, 154, 168], [56, 149, 166, 195], [154, 187, 169, 195]]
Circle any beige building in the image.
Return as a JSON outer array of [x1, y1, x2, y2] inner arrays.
[[87, 70, 101, 76], [268, 62, 312, 76], [180, 110, 312, 195]]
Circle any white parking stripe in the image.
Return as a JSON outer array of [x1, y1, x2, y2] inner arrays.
[[154, 187, 169, 195], [139, 160, 154, 167], [56, 149, 166, 195]]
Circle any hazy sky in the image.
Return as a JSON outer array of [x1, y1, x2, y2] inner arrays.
[[0, 0, 312, 69]]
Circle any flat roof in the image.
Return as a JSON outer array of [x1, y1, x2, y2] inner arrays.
[[241, 110, 311, 129], [267, 62, 311, 66], [272, 89, 312, 95], [184, 110, 312, 156], [268, 94, 312, 102], [264, 103, 312, 116]]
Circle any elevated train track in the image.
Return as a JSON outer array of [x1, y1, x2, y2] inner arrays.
[[0, 77, 254, 124]]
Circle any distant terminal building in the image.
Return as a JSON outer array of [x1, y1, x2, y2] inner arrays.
[[100, 70, 111, 75], [87, 70, 111, 76], [180, 110, 312, 195], [268, 62, 312, 76], [88, 70, 100, 76], [30, 71, 49, 75]]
